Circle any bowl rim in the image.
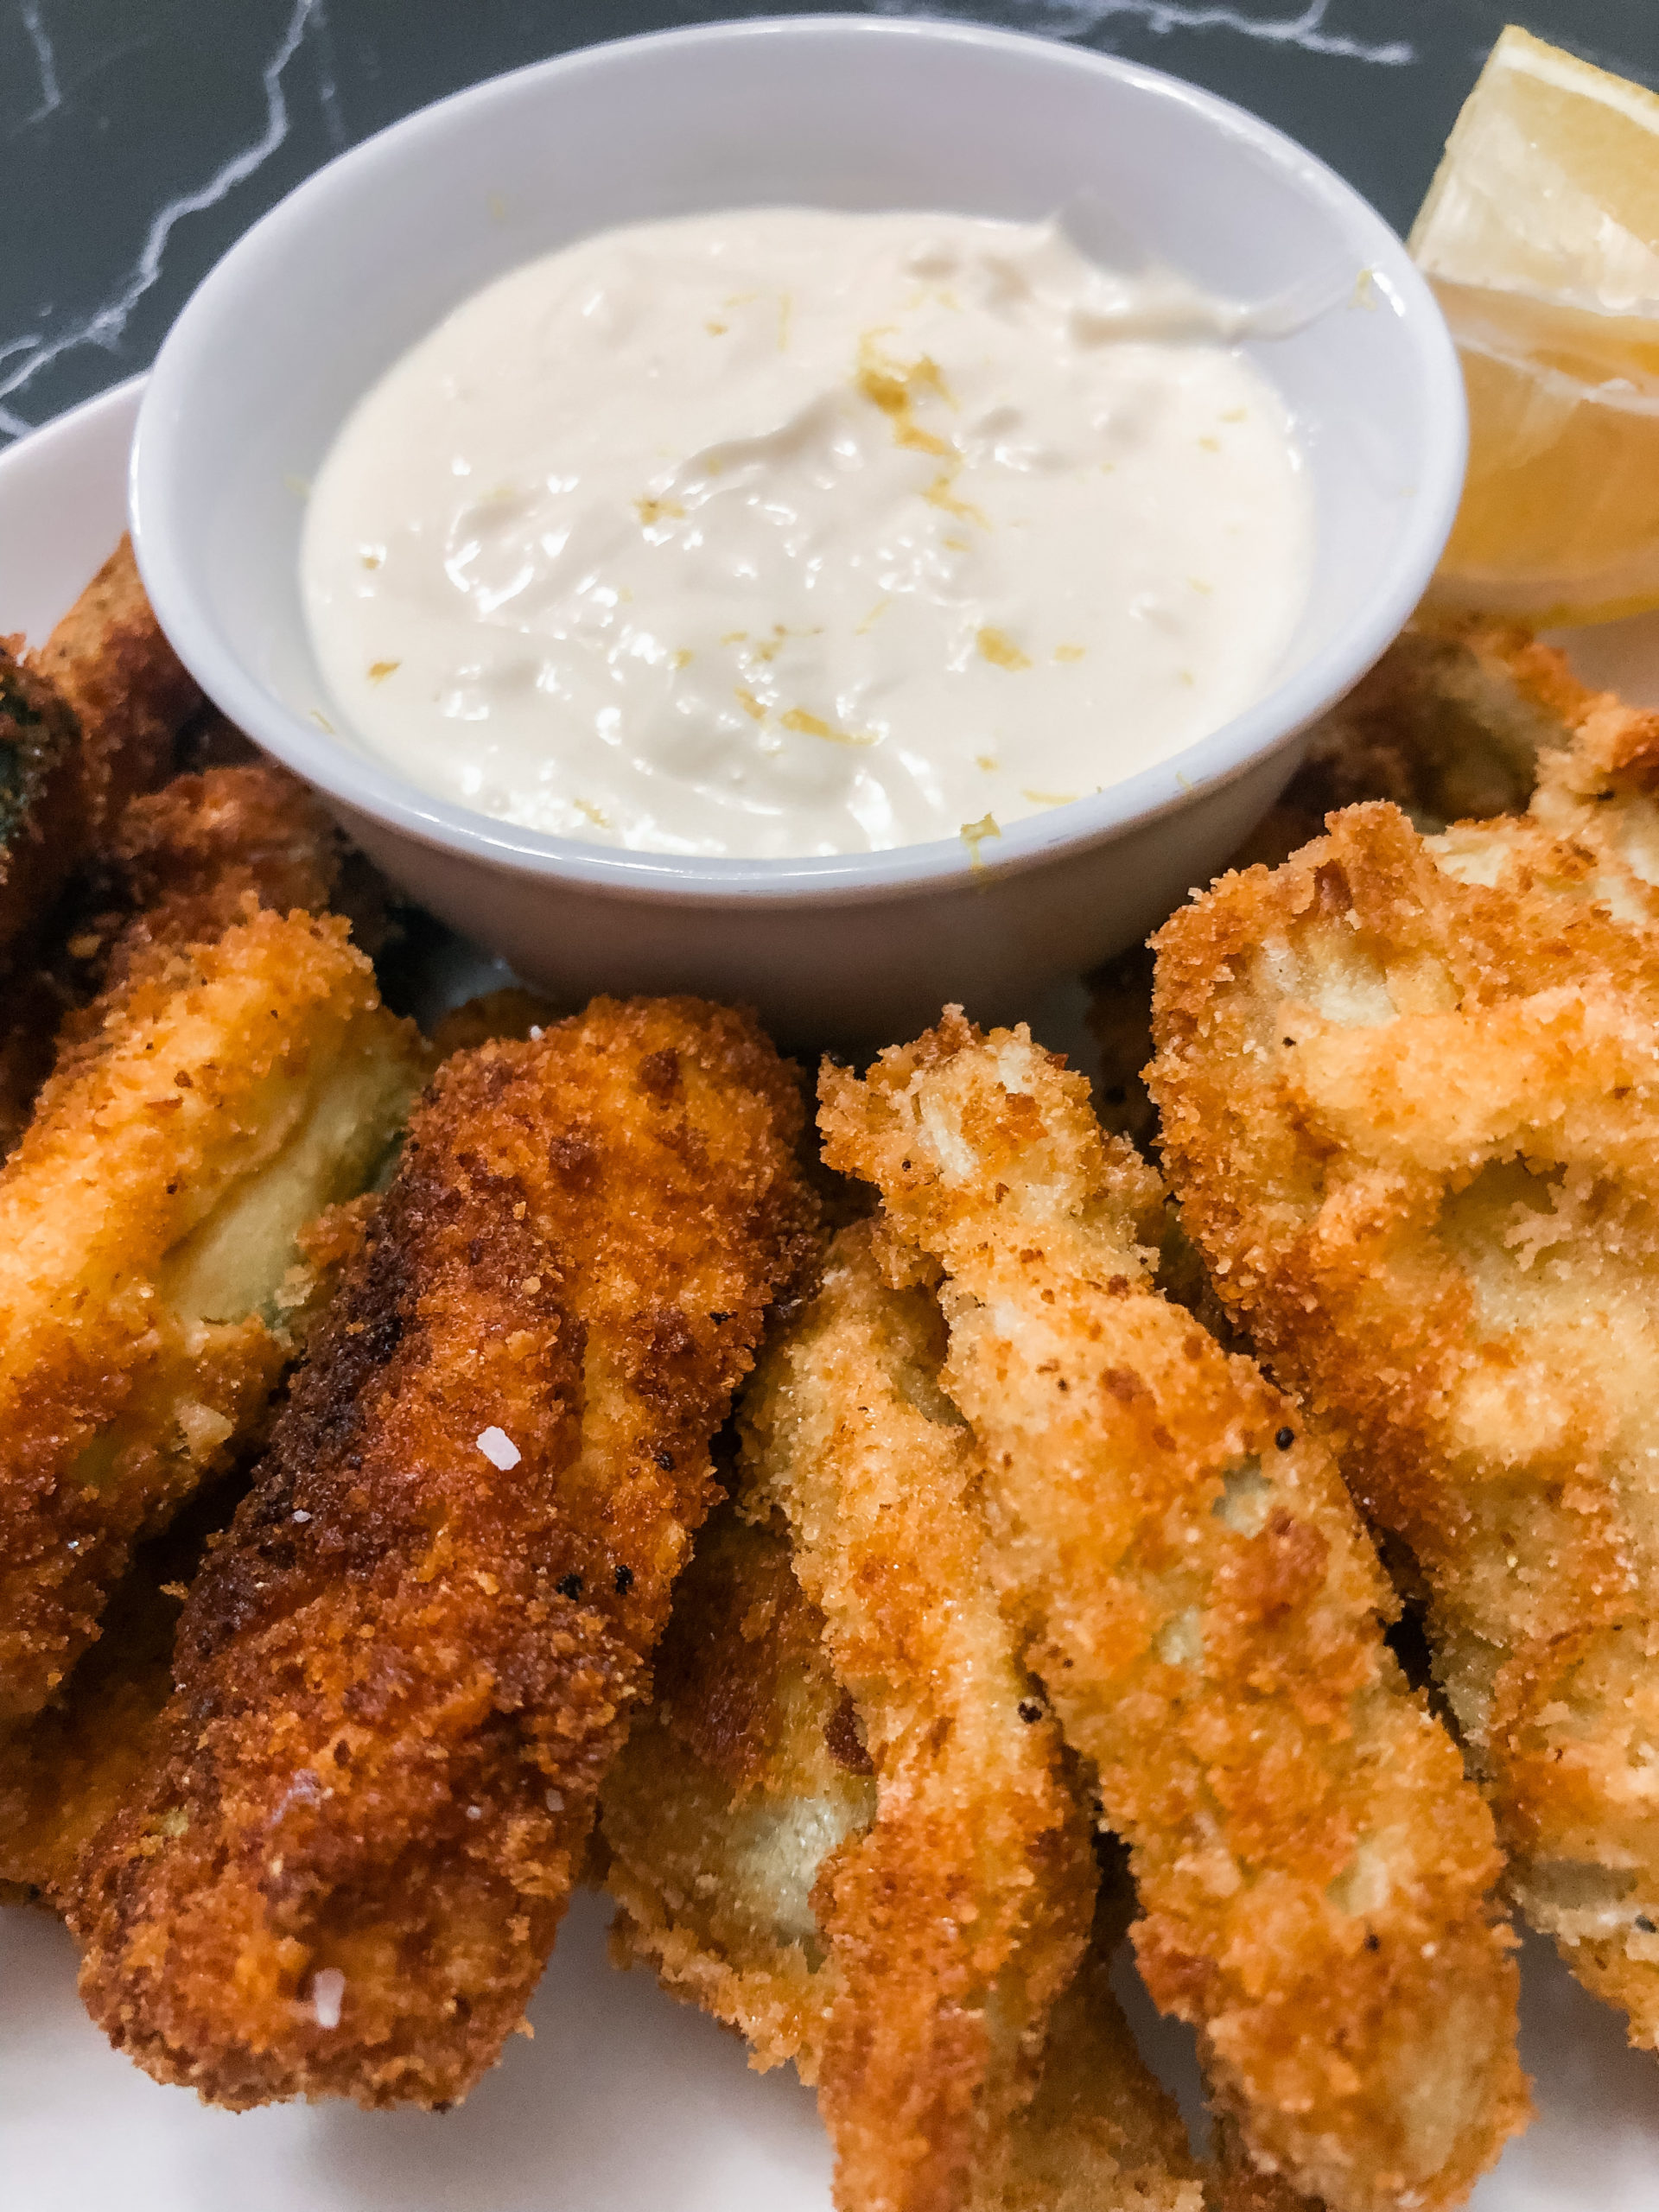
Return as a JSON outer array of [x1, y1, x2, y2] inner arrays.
[[130, 10, 1467, 909]]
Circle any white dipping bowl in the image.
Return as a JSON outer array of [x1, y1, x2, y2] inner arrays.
[[131, 13, 1465, 1042]]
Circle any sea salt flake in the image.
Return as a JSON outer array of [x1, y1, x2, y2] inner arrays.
[[311, 1967, 346, 2030], [477, 1426, 521, 1471]]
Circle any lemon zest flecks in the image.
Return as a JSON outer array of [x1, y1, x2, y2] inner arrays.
[[636, 496, 685, 527], [960, 812, 1002, 871], [367, 660, 400, 683], [925, 473, 988, 529], [978, 626, 1032, 671], [1053, 643, 1086, 664], [735, 688, 766, 721], [780, 708, 874, 747], [1021, 789, 1078, 806], [855, 334, 956, 456]]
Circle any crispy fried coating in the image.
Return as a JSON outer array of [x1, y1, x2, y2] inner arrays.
[[738, 1218, 1094, 2212], [28, 537, 199, 842], [1085, 623, 1569, 1163], [820, 1013, 1527, 2212], [1285, 618, 1584, 841], [604, 1508, 1205, 2212], [603, 1504, 879, 2075], [0, 908, 423, 1722], [46, 762, 349, 1028], [71, 997, 817, 2110], [0, 965, 74, 1156], [0, 1471, 247, 1910], [0, 542, 198, 973], [1149, 798, 1659, 2052], [0, 1204, 373, 1910], [998, 1866, 1205, 2212], [427, 987, 566, 1059], [0, 643, 85, 968]]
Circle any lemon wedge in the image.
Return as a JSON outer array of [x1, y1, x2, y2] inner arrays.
[[1411, 26, 1659, 626]]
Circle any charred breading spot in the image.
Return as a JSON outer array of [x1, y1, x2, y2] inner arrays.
[[1148, 790, 1659, 2055], [738, 1220, 1095, 2212], [821, 1011, 1528, 2212], [71, 996, 816, 2112], [0, 908, 425, 1724]]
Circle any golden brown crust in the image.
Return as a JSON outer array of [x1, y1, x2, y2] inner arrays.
[[1148, 796, 1659, 2052], [48, 762, 347, 1033], [0, 542, 199, 977], [740, 1219, 1094, 2212], [0, 642, 85, 969], [605, 1504, 1207, 2212], [0, 909, 423, 1721], [1084, 620, 1567, 1170], [427, 987, 566, 1059], [71, 996, 817, 2110], [603, 1505, 873, 2077], [28, 537, 200, 844], [994, 1863, 1207, 2212], [0, 1456, 275, 1910], [1283, 618, 1585, 839], [821, 1012, 1528, 2212]]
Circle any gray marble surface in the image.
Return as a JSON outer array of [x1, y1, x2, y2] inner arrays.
[[1, 0, 1655, 444]]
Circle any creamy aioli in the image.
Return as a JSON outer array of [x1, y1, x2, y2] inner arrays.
[[302, 208, 1312, 858]]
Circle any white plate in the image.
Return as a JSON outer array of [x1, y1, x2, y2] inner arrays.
[[2, 380, 1656, 2212]]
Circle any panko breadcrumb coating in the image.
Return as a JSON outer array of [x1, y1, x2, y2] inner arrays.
[[27, 537, 200, 848], [602, 1504, 880, 2075], [739, 1219, 1094, 2212], [1149, 794, 1659, 2054], [1281, 617, 1585, 841], [1085, 620, 1577, 1162], [72, 998, 817, 2110], [0, 645, 85, 967], [603, 1507, 1205, 2212], [0, 1471, 248, 1910], [0, 1205, 373, 1910], [821, 1013, 1528, 2212], [0, 907, 424, 1722], [0, 541, 198, 973], [47, 761, 349, 1045]]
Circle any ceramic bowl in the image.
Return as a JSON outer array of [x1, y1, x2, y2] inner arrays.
[[130, 13, 1465, 1040]]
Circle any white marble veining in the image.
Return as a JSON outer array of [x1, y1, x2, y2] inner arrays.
[[0, 0, 334, 438], [872, 0, 1414, 66], [18, 0, 60, 123]]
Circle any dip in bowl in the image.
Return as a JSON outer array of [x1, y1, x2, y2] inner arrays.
[[130, 13, 1465, 1039]]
